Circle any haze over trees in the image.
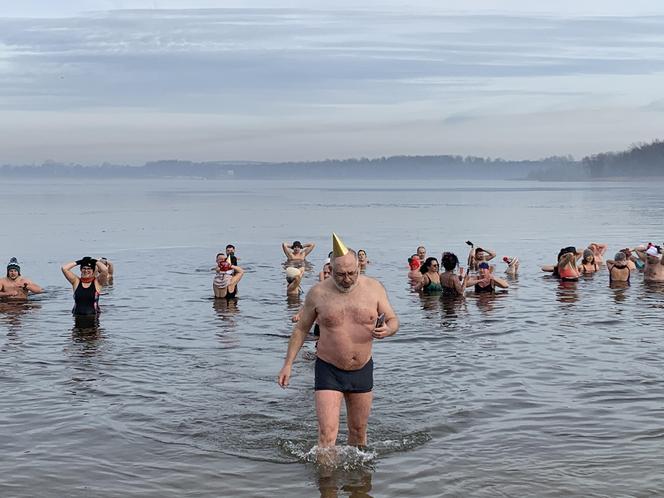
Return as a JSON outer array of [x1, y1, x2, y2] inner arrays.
[[1, 140, 663, 180]]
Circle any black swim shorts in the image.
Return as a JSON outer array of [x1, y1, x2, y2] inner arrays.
[[314, 357, 373, 393]]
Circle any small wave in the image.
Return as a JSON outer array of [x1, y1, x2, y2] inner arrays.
[[278, 429, 431, 469], [279, 441, 376, 470]]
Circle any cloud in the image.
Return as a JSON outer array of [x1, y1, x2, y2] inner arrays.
[[1, 8, 664, 162]]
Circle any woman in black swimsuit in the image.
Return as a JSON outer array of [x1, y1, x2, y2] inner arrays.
[[606, 252, 631, 286], [61, 257, 109, 315], [578, 249, 600, 274], [466, 262, 509, 293]]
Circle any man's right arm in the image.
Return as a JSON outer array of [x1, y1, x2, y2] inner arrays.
[[278, 290, 318, 388], [282, 242, 292, 258], [0, 283, 14, 297]]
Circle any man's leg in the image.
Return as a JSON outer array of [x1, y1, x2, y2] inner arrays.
[[344, 391, 373, 446], [315, 390, 344, 447]]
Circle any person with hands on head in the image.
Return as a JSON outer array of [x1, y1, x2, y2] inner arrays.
[[282, 240, 316, 261], [0, 258, 43, 300], [61, 257, 108, 315], [277, 233, 399, 454], [286, 266, 305, 296], [606, 252, 631, 285], [466, 241, 496, 272], [96, 257, 114, 286], [587, 242, 608, 265]]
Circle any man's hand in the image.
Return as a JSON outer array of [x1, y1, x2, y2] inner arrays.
[[278, 364, 292, 388], [372, 323, 391, 339]]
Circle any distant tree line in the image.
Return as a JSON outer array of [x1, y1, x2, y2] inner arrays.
[[582, 140, 664, 178], [1, 140, 663, 180], [0, 155, 571, 180]]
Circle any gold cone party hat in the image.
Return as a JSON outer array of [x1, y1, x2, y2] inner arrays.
[[332, 232, 349, 257]]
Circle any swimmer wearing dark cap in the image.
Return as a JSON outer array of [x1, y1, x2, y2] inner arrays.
[[0, 257, 43, 299]]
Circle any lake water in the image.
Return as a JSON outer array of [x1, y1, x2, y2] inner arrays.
[[2, 178, 664, 497]]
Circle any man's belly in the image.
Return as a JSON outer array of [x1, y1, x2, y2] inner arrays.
[[317, 339, 372, 371]]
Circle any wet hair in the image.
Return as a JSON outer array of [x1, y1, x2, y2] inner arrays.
[[225, 244, 235, 250], [557, 246, 576, 262], [420, 257, 439, 274], [441, 252, 459, 271], [216, 252, 228, 259], [614, 252, 627, 262], [582, 249, 594, 262], [358, 249, 367, 256], [292, 240, 303, 249]]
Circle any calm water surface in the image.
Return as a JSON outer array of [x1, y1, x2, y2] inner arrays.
[[2, 179, 664, 497]]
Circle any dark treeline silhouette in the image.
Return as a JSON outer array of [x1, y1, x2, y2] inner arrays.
[[2, 140, 663, 180], [582, 140, 664, 178]]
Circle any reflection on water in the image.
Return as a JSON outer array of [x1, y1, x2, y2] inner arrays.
[[556, 279, 579, 304], [440, 295, 465, 319], [71, 315, 103, 353], [610, 287, 628, 303], [0, 300, 41, 332], [213, 297, 240, 347], [317, 466, 373, 498], [472, 292, 507, 314]]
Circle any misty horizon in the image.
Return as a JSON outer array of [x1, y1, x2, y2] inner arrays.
[[2, 3, 664, 164]]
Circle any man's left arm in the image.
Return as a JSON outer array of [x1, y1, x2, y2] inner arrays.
[[303, 242, 316, 256], [373, 282, 399, 339], [24, 280, 43, 294]]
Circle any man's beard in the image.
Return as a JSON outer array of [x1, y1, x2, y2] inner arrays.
[[334, 280, 358, 294]]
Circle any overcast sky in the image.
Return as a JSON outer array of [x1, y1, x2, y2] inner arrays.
[[2, 1, 664, 164]]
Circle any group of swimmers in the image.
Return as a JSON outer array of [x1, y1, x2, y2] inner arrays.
[[0, 256, 114, 316], [405, 242, 517, 296], [403, 240, 664, 297], [282, 241, 370, 296], [125, 237, 664, 306], [3, 239, 664, 319], [540, 242, 664, 285]]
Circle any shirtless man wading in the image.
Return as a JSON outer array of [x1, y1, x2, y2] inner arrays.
[[0, 258, 43, 299], [278, 234, 399, 449], [636, 244, 664, 282]]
